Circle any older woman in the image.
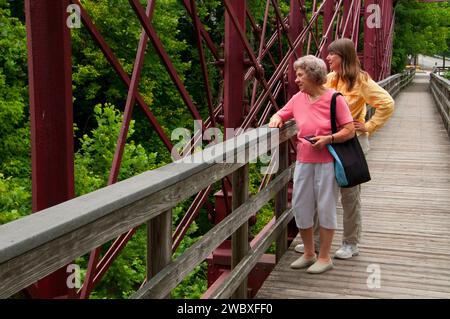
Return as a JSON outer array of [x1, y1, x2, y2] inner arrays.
[[269, 55, 354, 274]]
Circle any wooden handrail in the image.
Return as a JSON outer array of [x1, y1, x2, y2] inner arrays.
[[430, 72, 450, 137], [0, 122, 296, 298]]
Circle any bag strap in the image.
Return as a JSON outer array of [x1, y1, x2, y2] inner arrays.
[[330, 92, 343, 134]]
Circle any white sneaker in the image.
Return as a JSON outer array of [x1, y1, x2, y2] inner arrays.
[[294, 242, 320, 254], [334, 243, 359, 259]]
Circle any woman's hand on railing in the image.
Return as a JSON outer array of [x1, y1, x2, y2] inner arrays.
[[269, 114, 283, 128]]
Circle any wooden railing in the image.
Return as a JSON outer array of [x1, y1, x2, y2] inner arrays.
[[433, 66, 450, 75], [430, 72, 450, 137], [366, 68, 416, 120], [0, 122, 297, 299]]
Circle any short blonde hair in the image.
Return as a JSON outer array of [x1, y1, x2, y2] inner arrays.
[[293, 55, 328, 85]]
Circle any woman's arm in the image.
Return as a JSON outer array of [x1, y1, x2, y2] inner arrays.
[[361, 78, 394, 135], [311, 122, 355, 150], [332, 122, 355, 143]]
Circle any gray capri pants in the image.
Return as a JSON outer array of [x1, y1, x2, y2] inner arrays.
[[292, 162, 339, 230]]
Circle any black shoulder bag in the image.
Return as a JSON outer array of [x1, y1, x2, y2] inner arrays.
[[326, 92, 371, 188]]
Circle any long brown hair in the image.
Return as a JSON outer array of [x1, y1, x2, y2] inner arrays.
[[327, 38, 368, 91]]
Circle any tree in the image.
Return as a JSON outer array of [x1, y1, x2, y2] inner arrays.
[[0, 1, 31, 224], [392, 0, 450, 73], [72, 0, 197, 162]]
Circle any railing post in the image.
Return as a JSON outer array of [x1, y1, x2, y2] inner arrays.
[[275, 141, 289, 262], [430, 73, 450, 138], [231, 164, 249, 299], [147, 209, 172, 298]]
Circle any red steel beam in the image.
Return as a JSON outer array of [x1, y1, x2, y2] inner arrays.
[[244, 15, 288, 84], [288, 0, 303, 98], [129, 0, 203, 121], [224, 0, 283, 134], [223, 0, 246, 133], [321, 0, 336, 62], [71, 0, 173, 152], [108, 0, 155, 185], [364, 0, 377, 79], [341, 0, 353, 38], [380, 0, 394, 79], [181, 0, 220, 61], [241, 1, 326, 131], [351, 0, 361, 44], [190, 0, 216, 127], [246, 8, 278, 72], [271, 0, 301, 61], [250, 1, 272, 109], [25, 0, 74, 298]]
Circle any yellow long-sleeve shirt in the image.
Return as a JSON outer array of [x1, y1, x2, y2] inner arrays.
[[326, 72, 394, 135]]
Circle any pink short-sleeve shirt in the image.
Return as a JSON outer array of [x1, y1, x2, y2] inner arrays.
[[276, 89, 353, 163]]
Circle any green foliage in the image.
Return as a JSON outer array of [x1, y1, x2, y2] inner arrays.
[[443, 71, 450, 81], [73, 103, 161, 298], [392, 1, 450, 73], [0, 2, 32, 226], [0, 173, 31, 224], [89, 226, 148, 299], [0, 4, 30, 177], [72, 0, 196, 162], [248, 163, 276, 254], [75, 103, 158, 195], [172, 261, 208, 299], [171, 205, 208, 299]]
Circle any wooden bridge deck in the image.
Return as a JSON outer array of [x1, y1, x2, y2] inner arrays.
[[256, 73, 450, 299]]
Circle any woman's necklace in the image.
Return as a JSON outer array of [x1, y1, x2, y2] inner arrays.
[[308, 89, 325, 102]]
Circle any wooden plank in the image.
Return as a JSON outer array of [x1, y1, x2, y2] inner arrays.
[[275, 140, 288, 261], [131, 163, 295, 299], [147, 209, 172, 299], [231, 164, 249, 298]]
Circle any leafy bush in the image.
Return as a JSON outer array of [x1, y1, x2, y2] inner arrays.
[[75, 103, 158, 195], [0, 173, 31, 225], [0, 3, 32, 225], [443, 71, 450, 80]]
